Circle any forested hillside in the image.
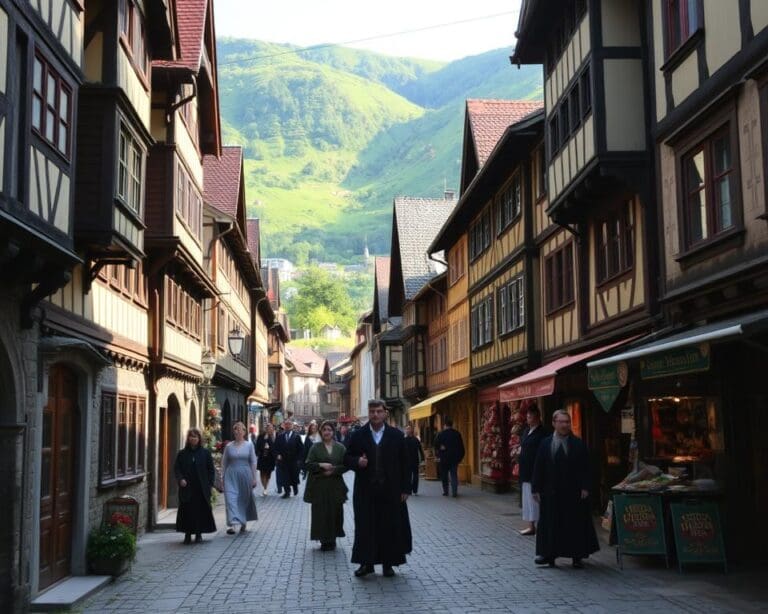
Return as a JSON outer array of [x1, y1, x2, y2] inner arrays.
[[216, 39, 542, 262]]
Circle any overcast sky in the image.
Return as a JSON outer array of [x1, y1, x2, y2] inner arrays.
[[213, 0, 522, 61]]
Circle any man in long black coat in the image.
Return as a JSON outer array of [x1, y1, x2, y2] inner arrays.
[[274, 420, 303, 498], [344, 400, 412, 578], [434, 418, 465, 497], [532, 410, 599, 568], [403, 425, 424, 495]]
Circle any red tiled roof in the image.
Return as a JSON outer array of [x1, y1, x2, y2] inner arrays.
[[246, 218, 261, 268], [466, 99, 543, 167], [203, 146, 242, 218], [286, 347, 327, 377], [153, 0, 208, 71]]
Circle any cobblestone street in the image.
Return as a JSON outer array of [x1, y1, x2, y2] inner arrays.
[[78, 476, 765, 614]]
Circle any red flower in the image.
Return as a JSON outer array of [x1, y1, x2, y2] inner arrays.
[[109, 512, 133, 528]]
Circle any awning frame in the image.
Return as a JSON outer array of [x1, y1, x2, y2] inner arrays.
[[408, 385, 472, 421]]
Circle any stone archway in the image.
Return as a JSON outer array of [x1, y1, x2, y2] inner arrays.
[[159, 394, 182, 510], [189, 400, 198, 429]]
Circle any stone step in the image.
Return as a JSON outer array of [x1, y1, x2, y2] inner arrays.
[[31, 575, 112, 612]]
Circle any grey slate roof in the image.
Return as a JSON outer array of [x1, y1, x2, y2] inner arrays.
[[394, 196, 456, 300], [374, 256, 390, 323]]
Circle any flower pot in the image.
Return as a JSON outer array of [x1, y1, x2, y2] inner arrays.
[[89, 556, 130, 576]]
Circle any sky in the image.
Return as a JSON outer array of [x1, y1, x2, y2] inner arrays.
[[213, 0, 523, 62]]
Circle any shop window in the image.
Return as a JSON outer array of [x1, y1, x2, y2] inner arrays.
[[680, 124, 738, 249], [596, 201, 635, 284], [648, 396, 724, 479], [100, 393, 146, 485], [564, 400, 583, 439]]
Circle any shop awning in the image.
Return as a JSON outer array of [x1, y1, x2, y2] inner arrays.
[[408, 385, 472, 421], [498, 337, 637, 402], [587, 308, 768, 370]]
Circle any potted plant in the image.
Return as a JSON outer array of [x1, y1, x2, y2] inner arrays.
[[87, 513, 137, 576]]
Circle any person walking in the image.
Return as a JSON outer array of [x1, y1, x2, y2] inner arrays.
[[532, 410, 599, 568], [434, 418, 465, 497], [274, 419, 303, 498], [336, 424, 351, 447], [344, 399, 412, 578], [174, 428, 217, 544], [302, 421, 321, 479], [303, 421, 349, 551], [403, 426, 424, 495], [518, 404, 547, 536], [255, 423, 277, 496], [221, 422, 259, 534]]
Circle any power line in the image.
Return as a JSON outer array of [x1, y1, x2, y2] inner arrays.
[[218, 11, 517, 67]]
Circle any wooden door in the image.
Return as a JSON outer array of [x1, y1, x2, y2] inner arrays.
[[39, 365, 78, 590], [159, 407, 168, 510]]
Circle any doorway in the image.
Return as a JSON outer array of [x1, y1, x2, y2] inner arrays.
[[158, 395, 181, 510], [39, 365, 78, 590]]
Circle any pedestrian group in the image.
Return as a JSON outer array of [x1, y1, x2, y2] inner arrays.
[[173, 400, 599, 576]]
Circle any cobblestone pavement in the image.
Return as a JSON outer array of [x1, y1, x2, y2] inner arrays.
[[77, 475, 765, 614]]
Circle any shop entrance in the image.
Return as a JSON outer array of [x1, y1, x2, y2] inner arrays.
[[158, 395, 181, 510], [39, 365, 78, 590]]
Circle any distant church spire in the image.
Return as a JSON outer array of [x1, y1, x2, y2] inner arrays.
[[363, 235, 370, 263]]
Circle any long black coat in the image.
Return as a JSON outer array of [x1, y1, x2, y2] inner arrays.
[[404, 435, 424, 467], [532, 434, 599, 559], [254, 433, 276, 473], [343, 424, 412, 566], [274, 430, 303, 485], [518, 425, 547, 483], [174, 445, 216, 534], [434, 428, 465, 466]]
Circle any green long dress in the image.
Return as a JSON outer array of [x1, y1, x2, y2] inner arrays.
[[303, 441, 348, 543]]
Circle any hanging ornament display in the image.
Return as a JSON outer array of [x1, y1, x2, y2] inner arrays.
[[479, 404, 504, 477]]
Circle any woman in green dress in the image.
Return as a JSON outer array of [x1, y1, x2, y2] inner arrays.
[[303, 420, 349, 550]]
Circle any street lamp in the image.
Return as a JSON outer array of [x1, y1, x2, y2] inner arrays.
[[228, 323, 245, 358], [201, 350, 217, 382]]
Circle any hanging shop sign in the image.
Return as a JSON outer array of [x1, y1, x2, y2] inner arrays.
[[640, 343, 710, 380], [588, 361, 627, 412], [613, 494, 667, 559], [670, 501, 727, 572]]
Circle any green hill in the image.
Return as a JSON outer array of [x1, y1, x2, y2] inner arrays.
[[216, 39, 543, 262]]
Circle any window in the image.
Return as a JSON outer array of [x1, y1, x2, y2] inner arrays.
[[534, 146, 546, 199], [166, 276, 201, 339], [119, 0, 149, 79], [105, 261, 147, 305], [176, 165, 201, 239], [469, 207, 492, 260], [31, 53, 71, 157], [448, 242, 466, 285], [569, 85, 581, 134], [429, 336, 448, 374], [497, 276, 525, 335], [545, 242, 575, 313], [429, 294, 445, 320], [580, 67, 591, 118], [497, 173, 521, 233], [665, 0, 701, 56], [549, 112, 560, 156], [596, 201, 635, 283], [681, 125, 737, 248], [100, 393, 146, 485], [470, 296, 494, 350], [117, 124, 143, 214], [450, 319, 469, 363], [403, 339, 416, 376]]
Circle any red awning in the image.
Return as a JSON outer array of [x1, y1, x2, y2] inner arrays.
[[498, 337, 638, 402]]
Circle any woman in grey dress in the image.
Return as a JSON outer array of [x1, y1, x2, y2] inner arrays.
[[222, 422, 258, 534]]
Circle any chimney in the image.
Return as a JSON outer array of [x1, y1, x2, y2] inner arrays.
[[444, 189, 456, 201]]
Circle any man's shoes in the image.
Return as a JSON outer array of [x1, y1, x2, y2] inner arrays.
[[282, 492, 290, 499], [183, 534, 191, 545], [293, 487, 299, 495], [442, 492, 448, 496], [572, 558, 584, 569], [226, 527, 236, 535], [240, 524, 247, 533], [195, 534, 203, 543], [452, 493, 458, 498], [534, 555, 549, 565], [320, 542, 335, 551], [520, 527, 536, 536], [354, 564, 374, 577], [382, 566, 395, 577]]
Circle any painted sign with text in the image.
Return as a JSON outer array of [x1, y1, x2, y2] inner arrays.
[[670, 501, 726, 569], [613, 494, 667, 555], [640, 343, 710, 379]]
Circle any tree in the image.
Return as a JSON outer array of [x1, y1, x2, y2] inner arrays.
[[287, 266, 355, 334]]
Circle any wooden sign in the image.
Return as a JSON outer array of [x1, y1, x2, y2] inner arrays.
[[670, 501, 726, 572], [103, 496, 140, 535], [613, 494, 667, 568], [640, 343, 710, 379]]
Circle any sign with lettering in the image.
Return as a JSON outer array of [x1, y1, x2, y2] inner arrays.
[[588, 362, 627, 412], [640, 343, 710, 380], [103, 496, 139, 535], [670, 502, 726, 570], [498, 376, 555, 402], [613, 494, 667, 556]]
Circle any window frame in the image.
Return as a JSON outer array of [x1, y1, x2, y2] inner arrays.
[[663, 0, 703, 61], [118, 0, 150, 87], [448, 242, 466, 285], [497, 275, 526, 336], [497, 172, 522, 234], [470, 295, 494, 350], [117, 122, 144, 216], [545, 242, 575, 315], [595, 201, 635, 286], [469, 206, 493, 261], [31, 52, 72, 159], [100, 392, 146, 487]]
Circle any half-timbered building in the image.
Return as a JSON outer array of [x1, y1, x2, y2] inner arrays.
[[512, 0, 659, 504], [587, 1, 768, 560], [388, 194, 456, 426], [260, 246, 290, 425]]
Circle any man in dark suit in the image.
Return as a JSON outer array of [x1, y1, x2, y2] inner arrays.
[[403, 426, 424, 495], [274, 419, 303, 498], [518, 404, 547, 537], [532, 410, 599, 568], [344, 400, 412, 578], [434, 418, 465, 497]]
